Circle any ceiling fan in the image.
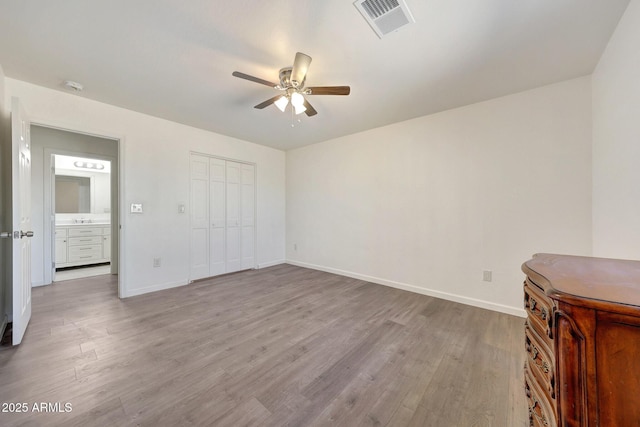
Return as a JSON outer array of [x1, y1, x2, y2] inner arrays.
[[232, 52, 350, 117]]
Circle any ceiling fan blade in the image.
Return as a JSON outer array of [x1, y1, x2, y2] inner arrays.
[[254, 95, 284, 109], [290, 52, 312, 88], [303, 99, 317, 117], [306, 86, 351, 96], [232, 71, 277, 88]]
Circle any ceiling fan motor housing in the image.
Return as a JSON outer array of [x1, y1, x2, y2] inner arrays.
[[279, 67, 305, 89]]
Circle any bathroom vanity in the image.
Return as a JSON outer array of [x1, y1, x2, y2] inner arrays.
[[55, 223, 111, 268]]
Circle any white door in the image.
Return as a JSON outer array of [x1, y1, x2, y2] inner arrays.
[[209, 158, 226, 276], [241, 164, 255, 270], [189, 155, 209, 280], [11, 98, 33, 345], [225, 161, 242, 273]]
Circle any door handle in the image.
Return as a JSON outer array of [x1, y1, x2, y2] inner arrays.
[[20, 230, 34, 238], [1, 231, 11, 238]]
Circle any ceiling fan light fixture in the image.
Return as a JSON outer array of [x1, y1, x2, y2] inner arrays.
[[293, 103, 307, 115], [290, 92, 305, 107], [274, 95, 289, 112], [290, 92, 307, 115]]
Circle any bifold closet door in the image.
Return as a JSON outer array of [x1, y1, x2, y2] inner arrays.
[[225, 161, 242, 273], [190, 154, 256, 280], [189, 155, 210, 280], [209, 158, 226, 276], [241, 164, 255, 270]]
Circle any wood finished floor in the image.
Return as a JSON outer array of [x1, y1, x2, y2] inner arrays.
[[0, 265, 527, 426]]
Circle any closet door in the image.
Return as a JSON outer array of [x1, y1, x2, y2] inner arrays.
[[209, 158, 226, 276], [225, 161, 242, 273], [241, 164, 255, 270], [189, 154, 209, 280]]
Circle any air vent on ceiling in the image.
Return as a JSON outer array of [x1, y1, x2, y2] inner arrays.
[[353, 0, 415, 38]]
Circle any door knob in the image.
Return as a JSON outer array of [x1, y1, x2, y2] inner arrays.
[[20, 230, 34, 238]]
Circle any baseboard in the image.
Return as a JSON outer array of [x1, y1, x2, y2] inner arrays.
[[286, 260, 527, 318], [31, 280, 46, 287], [122, 279, 189, 298], [257, 259, 286, 269]]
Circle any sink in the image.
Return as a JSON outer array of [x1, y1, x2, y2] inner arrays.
[[56, 220, 110, 226]]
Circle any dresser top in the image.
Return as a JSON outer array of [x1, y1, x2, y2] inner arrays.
[[523, 253, 640, 311]]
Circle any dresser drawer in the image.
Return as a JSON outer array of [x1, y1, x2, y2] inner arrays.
[[525, 366, 557, 427], [54, 228, 68, 238], [68, 227, 102, 237], [69, 236, 102, 246], [525, 324, 555, 400], [524, 279, 554, 342]]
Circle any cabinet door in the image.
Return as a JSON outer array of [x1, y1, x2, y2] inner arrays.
[[595, 311, 640, 425], [555, 306, 589, 426], [103, 234, 111, 260], [55, 238, 67, 264]]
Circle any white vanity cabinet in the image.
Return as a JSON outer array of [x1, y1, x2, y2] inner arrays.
[[55, 227, 68, 264], [55, 225, 111, 268], [102, 228, 111, 259]]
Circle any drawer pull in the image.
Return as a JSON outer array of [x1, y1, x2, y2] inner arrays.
[[79, 256, 93, 259], [525, 289, 554, 339], [530, 298, 548, 320], [525, 333, 555, 398], [530, 344, 550, 373]]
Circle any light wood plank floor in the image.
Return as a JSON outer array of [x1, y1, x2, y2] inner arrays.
[[0, 265, 527, 426]]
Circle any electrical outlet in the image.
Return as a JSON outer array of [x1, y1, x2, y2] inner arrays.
[[131, 203, 143, 213], [153, 257, 161, 268], [483, 270, 492, 282]]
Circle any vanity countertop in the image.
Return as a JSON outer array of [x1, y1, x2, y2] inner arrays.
[[56, 222, 111, 226]]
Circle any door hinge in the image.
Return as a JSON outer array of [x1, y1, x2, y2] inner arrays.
[[1, 231, 11, 238]]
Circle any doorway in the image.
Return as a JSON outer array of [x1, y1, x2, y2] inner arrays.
[[29, 125, 120, 292], [52, 154, 112, 281]]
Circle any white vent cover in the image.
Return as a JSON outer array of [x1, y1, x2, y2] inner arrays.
[[353, 0, 415, 38]]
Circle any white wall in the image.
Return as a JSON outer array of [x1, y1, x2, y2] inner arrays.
[[7, 78, 286, 297], [287, 77, 593, 315], [592, 0, 640, 259]]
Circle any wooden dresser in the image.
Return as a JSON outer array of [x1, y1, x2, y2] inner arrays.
[[522, 253, 640, 427]]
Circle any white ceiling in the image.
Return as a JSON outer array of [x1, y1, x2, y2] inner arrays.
[[0, 0, 630, 151]]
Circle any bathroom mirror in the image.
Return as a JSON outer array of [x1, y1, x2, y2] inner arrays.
[[55, 175, 91, 213]]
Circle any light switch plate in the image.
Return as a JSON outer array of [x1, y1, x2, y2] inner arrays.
[[130, 203, 143, 213], [483, 270, 492, 282]]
